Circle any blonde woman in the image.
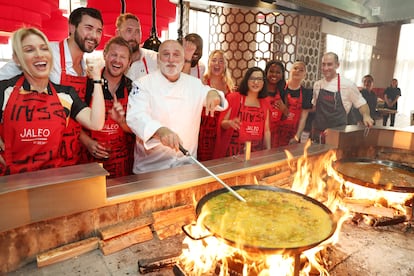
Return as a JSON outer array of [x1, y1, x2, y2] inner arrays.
[[279, 60, 313, 145], [198, 50, 235, 161], [0, 27, 105, 175]]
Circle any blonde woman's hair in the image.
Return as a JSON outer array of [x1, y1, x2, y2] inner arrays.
[[203, 50, 234, 90], [12, 27, 52, 78]]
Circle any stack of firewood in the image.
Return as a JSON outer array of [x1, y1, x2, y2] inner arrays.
[[98, 215, 154, 255], [36, 204, 195, 267], [151, 205, 195, 240]]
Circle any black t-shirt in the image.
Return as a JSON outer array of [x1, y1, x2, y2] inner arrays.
[[0, 74, 87, 122], [384, 86, 401, 109], [361, 89, 378, 118], [84, 74, 133, 105], [281, 86, 313, 110]]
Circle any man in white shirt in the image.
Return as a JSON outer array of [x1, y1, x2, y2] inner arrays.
[[312, 52, 373, 142], [0, 7, 103, 85], [116, 13, 158, 81], [126, 40, 228, 174]]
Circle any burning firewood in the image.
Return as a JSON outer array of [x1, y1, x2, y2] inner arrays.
[[344, 203, 396, 218], [138, 253, 180, 273]]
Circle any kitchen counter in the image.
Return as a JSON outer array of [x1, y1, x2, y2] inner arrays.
[[0, 142, 333, 273], [105, 143, 333, 203]]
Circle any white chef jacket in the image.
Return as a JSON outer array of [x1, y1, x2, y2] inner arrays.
[[126, 70, 228, 174], [126, 48, 158, 82]]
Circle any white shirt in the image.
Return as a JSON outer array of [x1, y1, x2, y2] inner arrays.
[[126, 70, 228, 174], [0, 39, 85, 84], [312, 75, 366, 114], [190, 61, 206, 79], [49, 40, 87, 83], [126, 48, 158, 81]]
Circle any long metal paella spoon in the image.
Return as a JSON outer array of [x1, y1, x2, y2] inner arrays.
[[179, 145, 247, 202]]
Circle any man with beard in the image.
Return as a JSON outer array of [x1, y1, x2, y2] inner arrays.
[[182, 33, 206, 79], [115, 13, 158, 81], [126, 40, 228, 174], [80, 37, 135, 178], [0, 7, 103, 166], [0, 7, 102, 84]]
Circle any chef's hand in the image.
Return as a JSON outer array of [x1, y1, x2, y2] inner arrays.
[[362, 114, 374, 128], [155, 127, 183, 151], [0, 136, 5, 166], [205, 90, 221, 117]]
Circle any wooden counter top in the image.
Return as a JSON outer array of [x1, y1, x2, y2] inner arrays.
[[106, 143, 333, 203], [0, 163, 108, 232], [0, 163, 108, 195], [0, 143, 332, 232]]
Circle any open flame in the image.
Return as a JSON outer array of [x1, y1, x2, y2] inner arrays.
[[179, 141, 412, 275]]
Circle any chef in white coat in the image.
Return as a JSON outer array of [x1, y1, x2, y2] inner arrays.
[[126, 40, 228, 174]]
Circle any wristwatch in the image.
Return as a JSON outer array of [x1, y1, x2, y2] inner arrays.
[[92, 79, 103, 84]]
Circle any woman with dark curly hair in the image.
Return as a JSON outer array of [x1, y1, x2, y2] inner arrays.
[[265, 61, 289, 148]]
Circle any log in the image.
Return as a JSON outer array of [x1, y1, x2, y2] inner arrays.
[[152, 205, 195, 231], [156, 222, 186, 240], [261, 170, 291, 184], [99, 226, 153, 255], [36, 237, 99, 268], [342, 197, 375, 207], [344, 202, 396, 218], [372, 215, 407, 227], [138, 253, 180, 274], [98, 215, 154, 240]]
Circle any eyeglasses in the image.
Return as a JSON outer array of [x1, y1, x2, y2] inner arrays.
[[248, 77, 264, 82]]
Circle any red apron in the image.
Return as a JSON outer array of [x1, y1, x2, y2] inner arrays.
[[83, 85, 134, 178], [0, 76, 66, 175], [227, 96, 266, 156], [278, 85, 303, 146], [58, 41, 87, 166], [197, 80, 231, 161], [266, 92, 284, 148], [198, 108, 220, 161], [142, 56, 149, 74]]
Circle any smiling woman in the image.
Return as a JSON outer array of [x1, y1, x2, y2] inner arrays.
[[214, 67, 271, 158], [0, 27, 105, 176]]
